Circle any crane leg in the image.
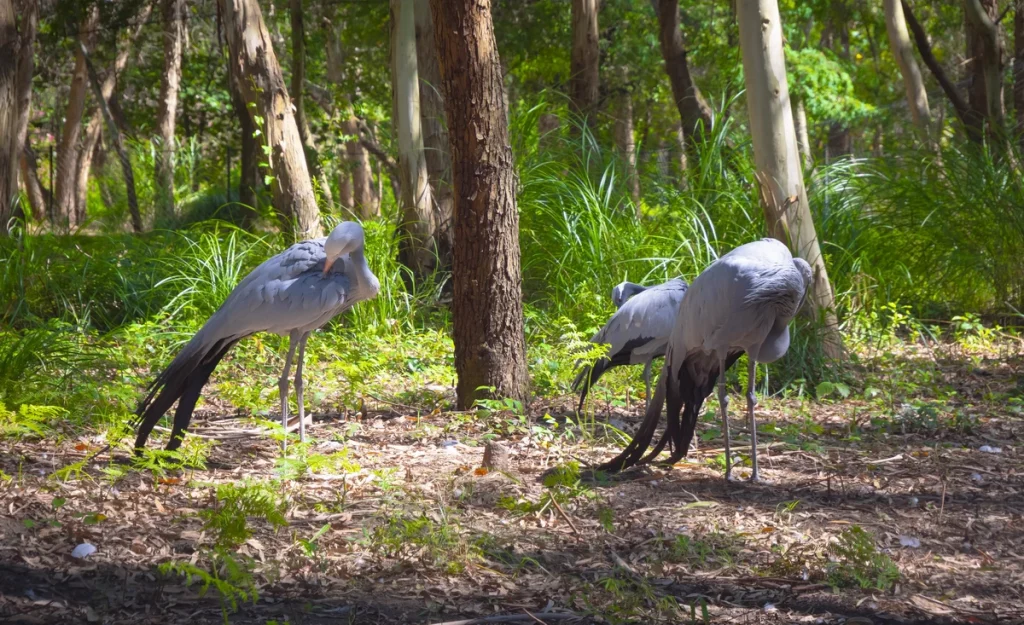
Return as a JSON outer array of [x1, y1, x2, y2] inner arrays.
[[643, 360, 653, 414], [294, 332, 310, 443], [279, 331, 299, 452], [718, 355, 732, 481], [747, 357, 761, 482]]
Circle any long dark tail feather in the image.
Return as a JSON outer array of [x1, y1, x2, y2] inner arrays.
[[573, 358, 612, 413], [597, 364, 668, 473], [133, 336, 240, 453]]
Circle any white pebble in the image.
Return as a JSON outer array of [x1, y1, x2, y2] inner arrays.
[[899, 536, 921, 548], [979, 445, 1002, 453], [71, 543, 97, 559]]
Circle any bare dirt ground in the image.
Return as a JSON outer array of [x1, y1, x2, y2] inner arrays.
[[2, 344, 1023, 625]]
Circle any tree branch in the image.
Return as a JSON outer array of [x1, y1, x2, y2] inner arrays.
[[901, 0, 983, 140]]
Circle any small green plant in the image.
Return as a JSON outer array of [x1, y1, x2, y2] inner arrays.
[[160, 481, 288, 624], [368, 510, 479, 575], [826, 526, 900, 591]]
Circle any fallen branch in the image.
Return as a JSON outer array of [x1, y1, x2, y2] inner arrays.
[[426, 612, 582, 625]]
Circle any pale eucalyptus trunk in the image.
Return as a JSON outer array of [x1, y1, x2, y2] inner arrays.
[[736, 0, 842, 357]]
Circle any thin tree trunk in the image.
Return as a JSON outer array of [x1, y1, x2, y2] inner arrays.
[[53, 8, 97, 233], [674, 123, 687, 191], [736, 0, 842, 357], [72, 6, 151, 230], [290, 0, 333, 211], [902, 0, 983, 141], [75, 116, 101, 225], [965, 0, 1004, 126], [613, 89, 640, 208], [657, 0, 713, 148], [20, 146, 46, 221], [538, 112, 560, 150], [220, 0, 321, 240], [415, 0, 452, 268], [793, 97, 812, 170], [228, 68, 259, 227], [155, 0, 182, 226], [1017, 0, 1024, 142], [884, 0, 930, 128], [80, 43, 142, 233], [430, 0, 529, 408], [569, 0, 600, 128], [392, 0, 438, 279], [6, 0, 37, 229], [348, 117, 376, 217]]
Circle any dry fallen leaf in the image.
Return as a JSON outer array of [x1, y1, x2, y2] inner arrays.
[[474, 467, 489, 476]]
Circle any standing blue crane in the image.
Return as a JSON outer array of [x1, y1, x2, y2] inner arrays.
[[573, 278, 688, 414], [133, 221, 380, 453], [599, 239, 812, 481]]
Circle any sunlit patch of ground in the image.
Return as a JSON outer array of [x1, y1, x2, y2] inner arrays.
[[1, 341, 1022, 624]]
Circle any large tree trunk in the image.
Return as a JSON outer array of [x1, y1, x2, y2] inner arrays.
[[964, 0, 1004, 126], [569, 0, 600, 128], [220, 0, 321, 240], [7, 0, 36, 229], [613, 88, 641, 209], [884, 0, 930, 129], [657, 0, 713, 147], [228, 68, 259, 227], [392, 0, 438, 280], [0, 0, 30, 232], [736, 0, 842, 357], [53, 8, 98, 233], [414, 0, 453, 268], [430, 0, 530, 409], [155, 0, 182, 226]]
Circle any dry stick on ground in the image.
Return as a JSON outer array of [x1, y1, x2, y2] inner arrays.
[[426, 613, 583, 625], [549, 496, 580, 535]]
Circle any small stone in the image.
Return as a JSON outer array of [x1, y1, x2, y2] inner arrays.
[[482, 442, 511, 471], [71, 543, 96, 559]]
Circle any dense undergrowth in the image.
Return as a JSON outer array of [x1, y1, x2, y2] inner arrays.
[[1, 102, 1021, 445]]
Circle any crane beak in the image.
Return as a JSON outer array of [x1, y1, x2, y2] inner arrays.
[[322, 257, 335, 276]]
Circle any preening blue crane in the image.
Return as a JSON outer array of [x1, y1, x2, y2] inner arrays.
[[132, 221, 380, 453], [573, 278, 688, 414], [598, 239, 812, 481]]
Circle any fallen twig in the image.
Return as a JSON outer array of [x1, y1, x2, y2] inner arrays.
[[549, 497, 580, 535], [426, 612, 582, 625]]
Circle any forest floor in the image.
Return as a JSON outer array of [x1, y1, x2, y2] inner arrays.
[[1, 341, 1023, 625]]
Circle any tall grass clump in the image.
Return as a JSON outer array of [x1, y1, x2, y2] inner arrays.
[[514, 98, 762, 329], [853, 139, 1024, 316]]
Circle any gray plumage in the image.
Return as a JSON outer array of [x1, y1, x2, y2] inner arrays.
[[599, 238, 812, 479], [133, 221, 380, 452], [573, 278, 688, 414]]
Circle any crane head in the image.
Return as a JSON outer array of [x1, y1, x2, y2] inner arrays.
[[323, 221, 366, 275]]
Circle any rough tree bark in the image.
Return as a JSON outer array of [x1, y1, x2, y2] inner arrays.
[[964, 0, 1004, 126], [0, 0, 36, 232], [19, 145, 46, 221], [414, 0, 452, 267], [569, 0, 600, 127], [884, 0, 930, 128], [736, 0, 843, 357], [220, 0, 321, 240], [52, 8, 98, 233], [429, 0, 530, 408], [392, 0, 438, 279], [155, 0, 182, 226], [657, 0, 713, 148]]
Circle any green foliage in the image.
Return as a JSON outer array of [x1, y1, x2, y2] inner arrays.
[[787, 46, 876, 125], [200, 481, 288, 549], [826, 526, 900, 591], [368, 511, 479, 575]]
